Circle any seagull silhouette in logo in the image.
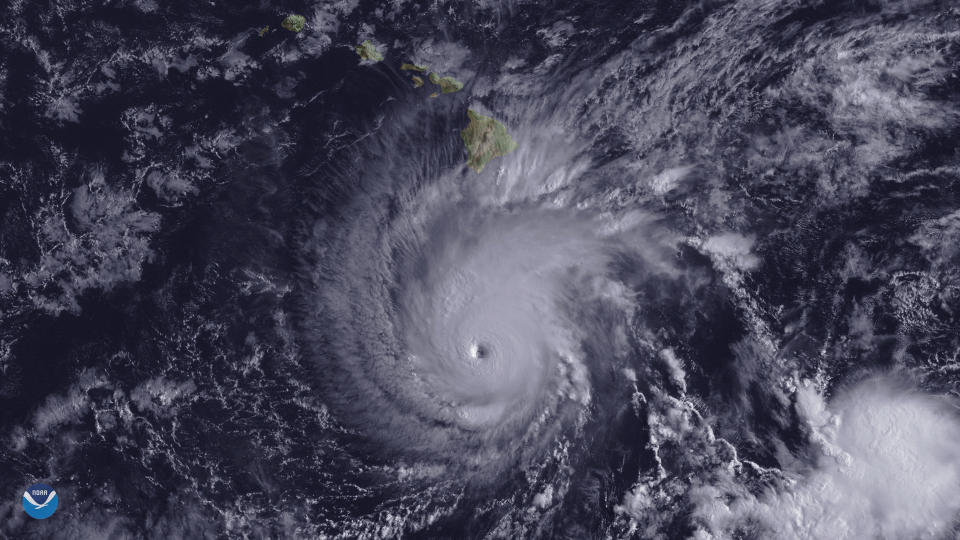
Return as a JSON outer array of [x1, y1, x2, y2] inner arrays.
[[23, 490, 56, 509]]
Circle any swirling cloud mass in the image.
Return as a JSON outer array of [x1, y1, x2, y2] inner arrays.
[[1, 0, 959, 538]]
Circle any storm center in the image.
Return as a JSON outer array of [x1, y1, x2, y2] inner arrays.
[[468, 340, 488, 360]]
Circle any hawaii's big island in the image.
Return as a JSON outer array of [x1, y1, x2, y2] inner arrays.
[[460, 110, 517, 173]]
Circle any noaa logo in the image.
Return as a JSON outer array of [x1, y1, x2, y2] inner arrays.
[[22, 483, 58, 519]]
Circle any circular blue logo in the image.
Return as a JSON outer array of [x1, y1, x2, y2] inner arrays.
[[22, 483, 58, 519]]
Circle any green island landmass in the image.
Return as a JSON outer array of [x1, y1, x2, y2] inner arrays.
[[428, 72, 464, 94], [281, 14, 305, 33], [258, 25, 270, 37], [460, 110, 517, 173], [356, 40, 384, 62], [399, 60, 463, 93]]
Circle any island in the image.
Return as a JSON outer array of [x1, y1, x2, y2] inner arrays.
[[428, 72, 464, 94], [281, 15, 305, 33], [401, 63, 428, 72], [258, 26, 270, 37], [356, 40, 384, 62], [460, 110, 517, 173], [399, 61, 462, 94]]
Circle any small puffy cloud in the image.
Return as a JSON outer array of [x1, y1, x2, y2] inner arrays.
[[130, 377, 197, 416], [701, 232, 760, 271], [20, 174, 160, 314], [648, 166, 694, 196]]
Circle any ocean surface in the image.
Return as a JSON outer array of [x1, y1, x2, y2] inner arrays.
[[2, 1, 960, 538]]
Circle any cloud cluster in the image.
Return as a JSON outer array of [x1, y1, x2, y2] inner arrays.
[[691, 378, 960, 539]]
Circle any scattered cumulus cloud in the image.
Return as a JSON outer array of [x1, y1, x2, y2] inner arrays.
[[701, 233, 760, 271]]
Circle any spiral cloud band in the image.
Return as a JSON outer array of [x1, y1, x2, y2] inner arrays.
[[299, 124, 666, 504]]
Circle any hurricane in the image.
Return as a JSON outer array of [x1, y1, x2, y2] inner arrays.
[[296, 114, 671, 529], [2, 0, 960, 538]]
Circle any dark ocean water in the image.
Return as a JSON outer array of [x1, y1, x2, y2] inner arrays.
[[2, 1, 960, 538]]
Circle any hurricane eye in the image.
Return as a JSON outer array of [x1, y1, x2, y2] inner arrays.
[[469, 341, 488, 359]]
